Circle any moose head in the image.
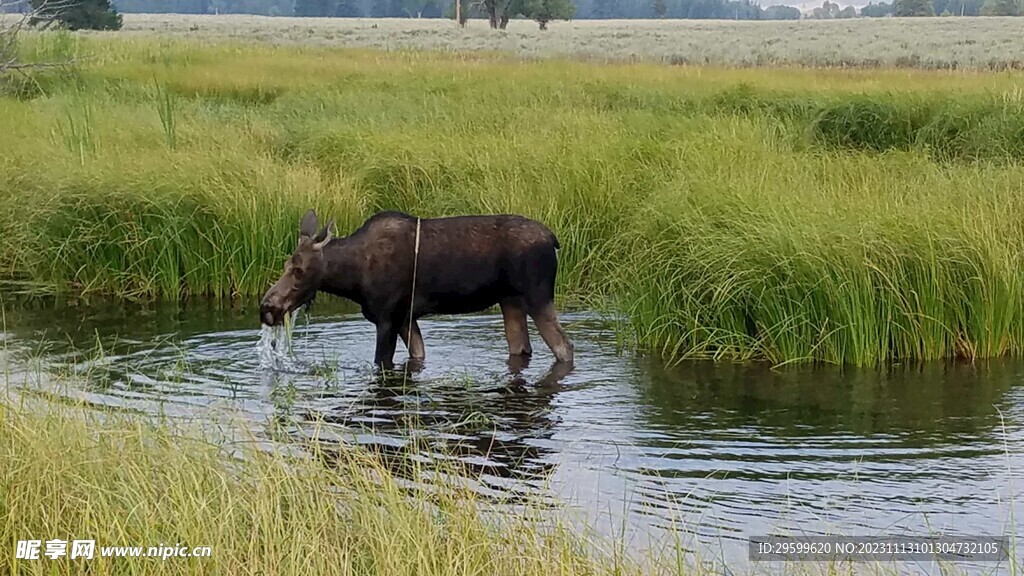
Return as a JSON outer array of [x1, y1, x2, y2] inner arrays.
[[259, 209, 334, 327]]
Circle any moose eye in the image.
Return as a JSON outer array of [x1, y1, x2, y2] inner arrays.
[[292, 267, 304, 280]]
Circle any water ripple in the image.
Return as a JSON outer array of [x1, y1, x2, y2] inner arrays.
[[2, 300, 1022, 571]]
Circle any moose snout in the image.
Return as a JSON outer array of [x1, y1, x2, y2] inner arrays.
[[259, 300, 282, 327], [261, 308, 276, 327]]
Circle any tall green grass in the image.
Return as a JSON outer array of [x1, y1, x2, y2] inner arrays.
[[615, 128, 1024, 365], [4, 35, 1024, 365]]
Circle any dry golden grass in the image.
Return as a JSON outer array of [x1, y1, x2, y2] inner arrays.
[[0, 392, 666, 576]]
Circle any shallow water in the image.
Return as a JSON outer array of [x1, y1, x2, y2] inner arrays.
[[2, 298, 1023, 573]]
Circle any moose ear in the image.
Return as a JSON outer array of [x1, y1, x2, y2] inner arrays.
[[312, 219, 335, 251], [299, 209, 319, 239]]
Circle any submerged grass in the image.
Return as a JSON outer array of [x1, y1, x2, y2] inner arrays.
[[0, 393, 654, 576], [5, 34, 1024, 365]]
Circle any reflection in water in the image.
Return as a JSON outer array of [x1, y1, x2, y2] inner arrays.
[[1, 297, 1022, 572], [627, 359, 1024, 549], [292, 358, 576, 504]]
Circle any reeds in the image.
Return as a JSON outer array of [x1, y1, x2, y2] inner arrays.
[[4, 36, 1024, 365]]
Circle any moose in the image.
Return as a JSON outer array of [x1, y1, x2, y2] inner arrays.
[[259, 209, 575, 370]]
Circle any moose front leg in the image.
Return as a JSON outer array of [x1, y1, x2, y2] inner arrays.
[[374, 320, 399, 370], [399, 319, 425, 360], [500, 297, 532, 357]]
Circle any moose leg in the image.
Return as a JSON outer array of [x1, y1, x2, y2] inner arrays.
[[399, 319, 426, 360], [500, 297, 533, 357], [528, 302, 574, 365], [374, 321, 399, 370]]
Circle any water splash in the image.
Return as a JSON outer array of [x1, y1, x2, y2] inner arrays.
[[257, 324, 289, 371], [257, 307, 307, 372]]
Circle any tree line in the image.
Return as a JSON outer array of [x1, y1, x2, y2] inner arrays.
[[815, 0, 1018, 16], [93, 0, 804, 22]]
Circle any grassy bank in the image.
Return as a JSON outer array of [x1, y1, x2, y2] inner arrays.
[[0, 395, 656, 575], [4, 34, 1024, 365]]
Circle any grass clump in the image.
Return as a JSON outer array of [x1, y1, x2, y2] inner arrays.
[[0, 396, 649, 576], [810, 96, 933, 153], [809, 95, 1024, 161]]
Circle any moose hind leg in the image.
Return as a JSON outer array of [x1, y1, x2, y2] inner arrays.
[[400, 319, 426, 360], [528, 301, 574, 365], [500, 298, 532, 357]]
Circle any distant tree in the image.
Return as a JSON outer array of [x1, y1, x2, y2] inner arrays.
[[981, 0, 1018, 14], [443, 0, 471, 23], [892, 0, 934, 15], [860, 0, 893, 14], [426, 0, 801, 20], [30, 0, 121, 28], [481, 0, 496, 25], [838, 4, 855, 15], [516, 0, 572, 26], [941, 0, 984, 14], [763, 4, 800, 17], [733, 0, 760, 18], [499, 0, 515, 26], [807, 0, 841, 17], [480, 0, 513, 27], [947, 0, 985, 14]]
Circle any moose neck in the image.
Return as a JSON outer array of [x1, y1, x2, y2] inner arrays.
[[318, 236, 362, 301]]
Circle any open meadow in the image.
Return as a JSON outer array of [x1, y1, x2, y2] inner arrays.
[[113, 13, 1024, 69]]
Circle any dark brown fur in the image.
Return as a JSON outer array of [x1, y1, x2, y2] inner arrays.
[[260, 210, 575, 369]]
